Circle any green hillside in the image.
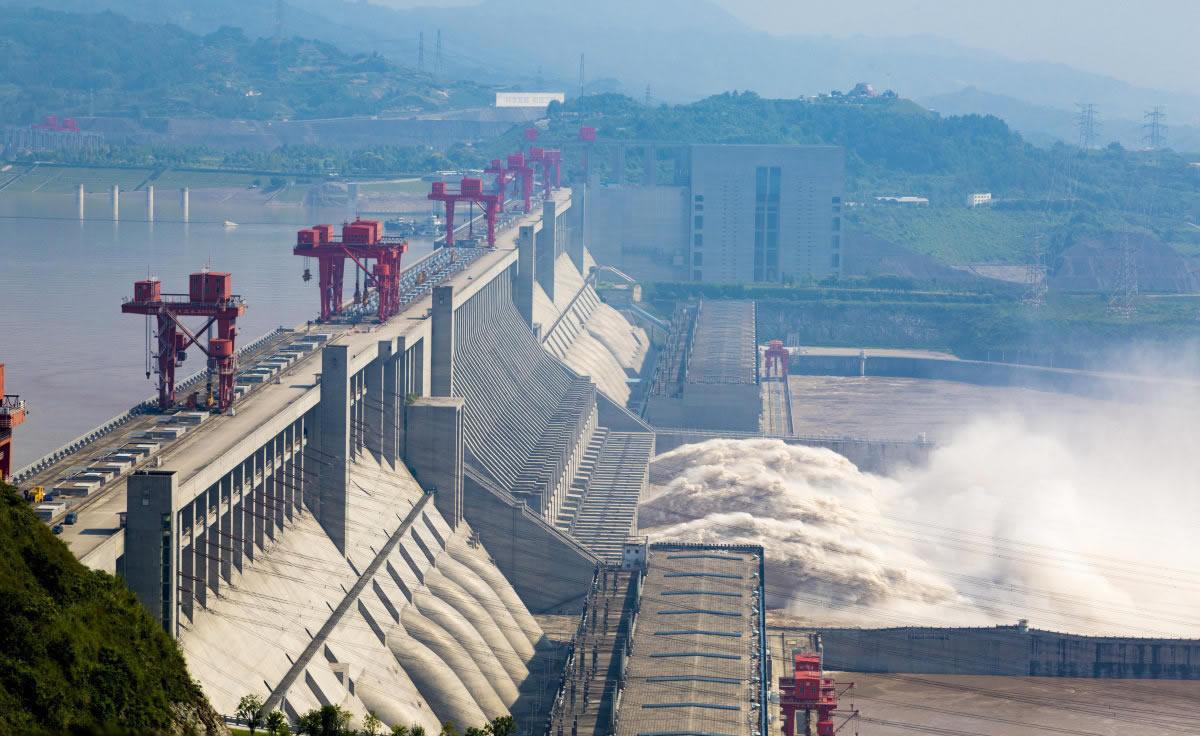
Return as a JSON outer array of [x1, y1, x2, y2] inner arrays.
[[0, 7, 492, 123], [531, 93, 1200, 265], [0, 483, 218, 735]]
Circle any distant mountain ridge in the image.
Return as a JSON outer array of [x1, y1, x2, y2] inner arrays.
[[13, 0, 1197, 144]]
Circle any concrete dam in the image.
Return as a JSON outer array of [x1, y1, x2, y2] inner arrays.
[[30, 188, 654, 728]]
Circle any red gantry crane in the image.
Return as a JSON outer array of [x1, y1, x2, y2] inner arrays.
[[780, 650, 857, 736], [579, 125, 597, 179], [427, 173, 507, 249], [0, 364, 27, 482], [507, 152, 535, 213], [293, 220, 408, 323], [764, 339, 791, 378], [121, 272, 246, 413]]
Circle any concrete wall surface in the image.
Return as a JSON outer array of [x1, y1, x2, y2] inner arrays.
[[813, 625, 1200, 679]]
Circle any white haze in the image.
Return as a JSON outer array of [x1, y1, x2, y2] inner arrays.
[[641, 384, 1200, 636]]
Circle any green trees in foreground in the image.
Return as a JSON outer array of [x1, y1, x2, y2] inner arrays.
[[266, 704, 515, 736]]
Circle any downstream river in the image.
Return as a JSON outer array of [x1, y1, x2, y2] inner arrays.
[[0, 192, 431, 467]]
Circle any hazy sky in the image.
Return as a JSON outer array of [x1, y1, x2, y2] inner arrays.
[[713, 0, 1199, 94]]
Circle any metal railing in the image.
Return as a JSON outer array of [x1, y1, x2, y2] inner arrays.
[[10, 327, 290, 485]]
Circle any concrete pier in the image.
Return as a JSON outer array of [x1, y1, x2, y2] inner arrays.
[[315, 343, 351, 553], [76, 184, 85, 220], [111, 184, 119, 221], [537, 200, 558, 302], [517, 225, 536, 329], [180, 187, 189, 222], [145, 185, 155, 222], [431, 285, 455, 397], [406, 397, 465, 529]]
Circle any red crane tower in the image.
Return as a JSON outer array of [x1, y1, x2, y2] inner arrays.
[[579, 125, 597, 179], [121, 272, 247, 413], [507, 152, 535, 213], [779, 651, 856, 736], [293, 220, 408, 323], [427, 176, 506, 248], [0, 364, 28, 482], [764, 339, 790, 379]]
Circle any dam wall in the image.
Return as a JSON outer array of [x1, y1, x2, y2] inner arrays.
[[809, 624, 1200, 680], [790, 351, 1184, 400], [114, 187, 654, 726]]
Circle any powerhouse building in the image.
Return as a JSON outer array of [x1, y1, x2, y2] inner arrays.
[[586, 144, 845, 284]]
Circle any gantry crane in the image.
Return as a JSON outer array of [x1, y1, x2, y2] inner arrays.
[[507, 152, 535, 213], [121, 272, 246, 413], [427, 173, 507, 249], [0, 364, 27, 482], [764, 339, 791, 379], [293, 220, 408, 323], [779, 649, 857, 736]]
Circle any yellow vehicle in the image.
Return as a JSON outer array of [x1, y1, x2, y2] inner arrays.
[[26, 485, 45, 504]]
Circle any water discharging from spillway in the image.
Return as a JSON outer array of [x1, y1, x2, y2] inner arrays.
[[642, 393, 1200, 637]]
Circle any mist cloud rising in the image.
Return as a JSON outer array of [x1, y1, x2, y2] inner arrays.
[[641, 389, 1200, 636]]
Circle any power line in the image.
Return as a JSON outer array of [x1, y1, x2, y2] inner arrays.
[[1144, 106, 1168, 150], [435, 29, 443, 79], [1075, 103, 1099, 149]]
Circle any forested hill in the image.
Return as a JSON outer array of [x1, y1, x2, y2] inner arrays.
[[0, 7, 492, 124], [0, 482, 219, 735], [539, 93, 1200, 257]]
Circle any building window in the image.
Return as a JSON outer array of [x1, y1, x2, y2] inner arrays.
[[831, 234, 840, 250], [833, 216, 841, 231], [694, 194, 704, 202], [831, 253, 841, 268], [694, 203, 704, 211], [754, 166, 782, 281], [694, 215, 704, 230], [694, 234, 703, 247], [693, 252, 703, 266], [693, 269, 702, 280]]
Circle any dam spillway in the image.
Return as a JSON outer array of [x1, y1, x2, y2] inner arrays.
[[30, 187, 654, 730]]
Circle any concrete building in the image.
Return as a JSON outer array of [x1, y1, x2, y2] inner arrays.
[[689, 144, 845, 283], [582, 144, 845, 285]]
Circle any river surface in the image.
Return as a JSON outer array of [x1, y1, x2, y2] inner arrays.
[[0, 192, 433, 467]]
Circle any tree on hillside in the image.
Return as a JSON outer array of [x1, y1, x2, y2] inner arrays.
[[237, 694, 266, 735], [362, 711, 383, 736], [297, 704, 352, 736]]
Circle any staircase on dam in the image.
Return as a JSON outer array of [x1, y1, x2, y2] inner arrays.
[[453, 272, 652, 566]]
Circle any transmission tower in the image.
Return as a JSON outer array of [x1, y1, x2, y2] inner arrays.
[[579, 53, 586, 98], [1143, 106, 1167, 150], [1108, 235, 1139, 319], [1023, 235, 1048, 309], [435, 30, 442, 78], [417, 31, 425, 73], [645, 84, 652, 105], [1076, 103, 1099, 149]]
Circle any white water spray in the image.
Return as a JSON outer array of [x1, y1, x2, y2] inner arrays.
[[642, 393, 1200, 636]]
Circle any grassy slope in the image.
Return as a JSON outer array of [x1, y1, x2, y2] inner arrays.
[[0, 483, 217, 735], [847, 206, 1066, 265]]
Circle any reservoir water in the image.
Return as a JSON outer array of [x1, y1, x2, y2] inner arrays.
[[0, 191, 433, 468]]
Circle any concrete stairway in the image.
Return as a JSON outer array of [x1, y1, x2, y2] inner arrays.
[[554, 428, 609, 533], [568, 432, 654, 563]]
